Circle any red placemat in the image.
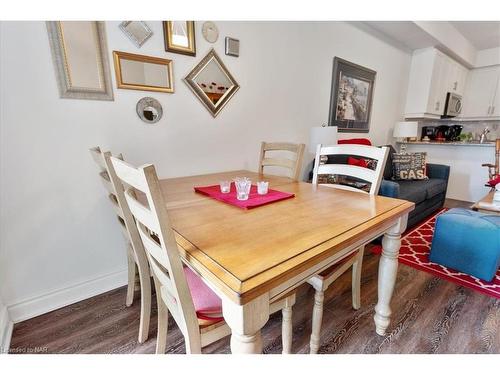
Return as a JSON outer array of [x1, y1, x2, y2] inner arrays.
[[194, 183, 295, 209]]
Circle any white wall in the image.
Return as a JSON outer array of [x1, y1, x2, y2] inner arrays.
[[0, 293, 12, 353], [475, 47, 500, 67], [0, 21, 411, 321]]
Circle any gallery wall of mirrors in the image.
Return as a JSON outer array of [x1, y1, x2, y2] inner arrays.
[[46, 20, 241, 120]]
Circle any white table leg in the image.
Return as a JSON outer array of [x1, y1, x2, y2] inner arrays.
[[374, 214, 407, 335], [222, 293, 270, 354]]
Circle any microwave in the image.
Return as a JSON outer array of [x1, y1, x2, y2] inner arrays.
[[442, 92, 462, 118]]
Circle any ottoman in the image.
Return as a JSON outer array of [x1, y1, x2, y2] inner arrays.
[[429, 208, 500, 282]]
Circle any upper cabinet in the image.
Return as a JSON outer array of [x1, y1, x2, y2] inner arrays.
[[404, 48, 469, 119], [461, 66, 500, 119]]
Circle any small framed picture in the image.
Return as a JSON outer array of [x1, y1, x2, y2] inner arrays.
[[225, 37, 240, 57]]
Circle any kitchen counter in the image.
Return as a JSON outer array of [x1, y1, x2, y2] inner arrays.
[[397, 140, 495, 147]]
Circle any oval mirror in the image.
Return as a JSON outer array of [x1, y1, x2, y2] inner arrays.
[[136, 97, 163, 124]]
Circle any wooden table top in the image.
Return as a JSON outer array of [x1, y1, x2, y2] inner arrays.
[[159, 170, 414, 304]]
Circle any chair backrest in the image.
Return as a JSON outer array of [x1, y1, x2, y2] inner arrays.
[[312, 144, 389, 195], [259, 142, 306, 181], [109, 156, 200, 343], [89, 147, 129, 238], [89, 147, 149, 278]]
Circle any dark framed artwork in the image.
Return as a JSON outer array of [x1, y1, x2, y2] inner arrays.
[[328, 57, 376, 133]]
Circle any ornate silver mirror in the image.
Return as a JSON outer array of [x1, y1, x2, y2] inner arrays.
[[119, 21, 153, 48], [46, 21, 114, 100], [184, 49, 239, 117], [136, 97, 163, 124]]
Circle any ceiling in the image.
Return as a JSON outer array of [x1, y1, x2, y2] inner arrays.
[[451, 21, 500, 50], [364, 21, 437, 50]]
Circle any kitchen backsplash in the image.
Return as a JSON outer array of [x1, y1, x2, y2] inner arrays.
[[417, 119, 500, 141]]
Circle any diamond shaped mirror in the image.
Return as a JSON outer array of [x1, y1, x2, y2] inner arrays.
[[184, 49, 239, 117]]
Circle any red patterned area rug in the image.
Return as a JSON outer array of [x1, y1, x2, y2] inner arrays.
[[372, 208, 500, 299]]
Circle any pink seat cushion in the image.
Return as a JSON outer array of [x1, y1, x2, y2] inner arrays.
[[184, 267, 223, 322]]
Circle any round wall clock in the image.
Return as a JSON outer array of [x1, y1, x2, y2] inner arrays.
[[202, 21, 219, 43]]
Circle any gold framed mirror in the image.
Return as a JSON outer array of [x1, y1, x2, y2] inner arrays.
[[163, 21, 196, 56], [113, 51, 174, 93], [184, 49, 239, 117]]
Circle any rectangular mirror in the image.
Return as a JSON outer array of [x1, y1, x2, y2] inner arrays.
[[113, 51, 174, 93], [184, 49, 239, 117], [119, 21, 153, 48], [46, 21, 113, 100], [163, 21, 196, 56]]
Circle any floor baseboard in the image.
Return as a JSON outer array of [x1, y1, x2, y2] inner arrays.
[[7, 268, 128, 324], [0, 307, 13, 353]]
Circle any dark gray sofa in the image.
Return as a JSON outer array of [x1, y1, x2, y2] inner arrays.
[[378, 146, 450, 229]]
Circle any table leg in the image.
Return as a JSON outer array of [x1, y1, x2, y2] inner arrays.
[[374, 214, 407, 335], [222, 293, 270, 354]]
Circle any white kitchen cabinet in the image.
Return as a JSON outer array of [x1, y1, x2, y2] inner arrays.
[[461, 65, 500, 119], [404, 48, 469, 119], [446, 60, 468, 96]]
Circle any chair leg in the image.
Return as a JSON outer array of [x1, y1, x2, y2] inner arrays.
[[282, 304, 293, 354], [154, 277, 168, 354], [125, 245, 136, 307], [309, 290, 324, 354], [352, 246, 365, 310], [185, 340, 202, 354], [136, 254, 151, 344]]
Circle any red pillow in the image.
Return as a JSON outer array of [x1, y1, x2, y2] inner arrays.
[[347, 156, 368, 168], [338, 138, 372, 146], [487, 176, 500, 187]]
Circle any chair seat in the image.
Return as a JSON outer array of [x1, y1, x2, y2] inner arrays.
[[317, 251, 358, 279], [184, 267, 224, 324]]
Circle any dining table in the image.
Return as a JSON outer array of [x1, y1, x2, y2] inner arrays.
[[158, 170, 415, 353]]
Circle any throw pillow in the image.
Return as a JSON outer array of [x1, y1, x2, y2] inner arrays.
[[347, 156, 378, 170], [347, 156, 368, 168], [338, 138, 372, 146], [392, 152, 429, 180]]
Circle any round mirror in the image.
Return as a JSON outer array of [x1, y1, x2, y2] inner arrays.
[[136, 97, 163, 124]]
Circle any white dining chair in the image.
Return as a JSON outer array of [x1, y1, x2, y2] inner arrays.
[[89, 147, 152, 344], [109, 157, 296, 354], [308, 143, 389, 353], [259, 142, 306, 181]]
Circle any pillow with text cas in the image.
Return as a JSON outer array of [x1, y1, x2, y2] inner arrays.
[[392, 152, 428, 181]]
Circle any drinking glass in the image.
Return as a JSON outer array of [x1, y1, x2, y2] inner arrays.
[[219, 180, 231, 193], [257, 181, 269, 195], [234, 177, 251, 201]]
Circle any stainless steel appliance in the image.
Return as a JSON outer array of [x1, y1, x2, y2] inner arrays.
[[442, 92, 462, 118]]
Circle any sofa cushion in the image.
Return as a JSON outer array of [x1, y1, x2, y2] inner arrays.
[[425, 179, 448, 199], [397, 180, 428, 204], [397, 178, 448, 204]]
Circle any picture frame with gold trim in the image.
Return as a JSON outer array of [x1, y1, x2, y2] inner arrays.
[[162, 21, 196, 56], [113, 51, 174, 93]]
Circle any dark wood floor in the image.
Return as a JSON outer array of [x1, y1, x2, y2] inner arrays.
[[9, 199, 500, 354]]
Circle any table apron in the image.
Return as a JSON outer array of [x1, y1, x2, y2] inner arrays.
[[268, 216, 401, 302]]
